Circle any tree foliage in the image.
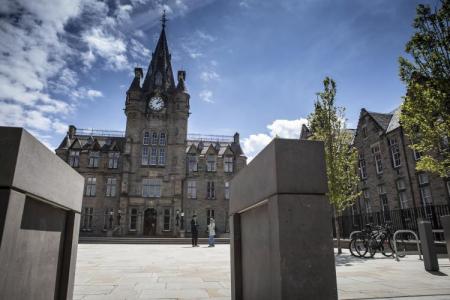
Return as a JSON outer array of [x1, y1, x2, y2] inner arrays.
[[308, 77, 360, 213], [399, 0, 450, 177]]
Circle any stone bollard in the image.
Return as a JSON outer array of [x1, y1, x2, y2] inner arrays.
[[441, 215, 450, 262], [418, 220, 439, 271], [229, 139, 337, 300], [0, 127, 84, 300]]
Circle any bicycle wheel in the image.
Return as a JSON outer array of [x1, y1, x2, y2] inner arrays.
[[368, 238, 378, 258], [350, 237, 367, 257], [381, 237, 394, 257], [394, 238, 407, 258]]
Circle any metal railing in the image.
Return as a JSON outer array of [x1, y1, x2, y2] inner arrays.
[[76, 128, 125, 137], [187, 133, 234, 143]]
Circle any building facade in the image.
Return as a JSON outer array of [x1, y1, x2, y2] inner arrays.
[[352, 108, 450, 222], [56, 22, 246, 237]]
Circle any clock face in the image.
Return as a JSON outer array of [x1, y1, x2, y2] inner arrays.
[[149, 96, 164, 111]]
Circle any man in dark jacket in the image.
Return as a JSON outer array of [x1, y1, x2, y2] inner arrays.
[[191, 215, 199, 247]]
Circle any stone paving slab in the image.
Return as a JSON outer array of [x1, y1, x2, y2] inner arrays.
[[74, 244, 450, 299]]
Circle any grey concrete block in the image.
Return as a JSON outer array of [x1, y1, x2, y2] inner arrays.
[[0, 127, 84, 300], [230, 138, 327, 215], [441, 215, 450, 262], [0, 127, 84, 212], [418, 220, 439, 271], [230, 139, 337, 300]]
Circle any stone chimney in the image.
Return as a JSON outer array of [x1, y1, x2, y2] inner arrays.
[[68, 125, 76, 139], [233, 132, 240, 144]]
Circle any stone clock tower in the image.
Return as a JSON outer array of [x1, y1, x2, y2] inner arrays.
[[121, 15, 190, 236]]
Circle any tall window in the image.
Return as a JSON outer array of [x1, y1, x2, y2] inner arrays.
[[207, 181, 215, 199], [358, 153, 367, 179], [413, 149, 422, 161], [206, 155, 216, 172], [103, 208, 114, 230], [69, 150, 80, 167], [158, 148, 166, 165], [418, 173, 429, 185], [130, 208, 138, 230], [224, 181, 230, 200], [362, 126, 368, 139], [207, 209, 215, 225], [150, 148, 158, 165], [420, 186, 433, 206], [106, 178, 117, 197], [371, 144, 383, 174], [151, 132, 158, 145], [224, 156, 233, 173], [389, 138, 401, 168], [187, 180, 197, 199], [108, 152, 119, 169], [85, 177, 96, 196], [143, 132, 150, 145], [163, 208, 171, 231], [82, 207, 93, 230], [88, 151, 100, 168], [142, 178, 162, 197], [159, 132, 166, 146], [188, 155, 198, 172], [396, 179, 408, 209], [142, 146, 149, 165], [378, 184, 390, 221]]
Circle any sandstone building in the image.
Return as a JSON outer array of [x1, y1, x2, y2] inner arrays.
[[56, 20, 246, 237], [300, 107, 450, 226], [352, 107, 449, 223]]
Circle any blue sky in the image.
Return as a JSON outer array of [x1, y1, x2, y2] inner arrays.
[[0, 0, 440, 160]]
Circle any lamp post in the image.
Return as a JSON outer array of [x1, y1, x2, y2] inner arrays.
[[176, 209, 180, 227], [180, 211, 185, 237], [117, 209, 122, 226], [109, 211, 114, 230]]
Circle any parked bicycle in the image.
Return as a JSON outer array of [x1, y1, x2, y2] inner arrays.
[[349, 223, 407, 258]]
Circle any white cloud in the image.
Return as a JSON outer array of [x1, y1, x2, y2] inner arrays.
[[83, 27, 128, 70], [87, 89, 103, 98], [199, 90, 214, 103], [242, 118, 308, 162], [196, 30, 217, 42], [200, 71, 220, 82]]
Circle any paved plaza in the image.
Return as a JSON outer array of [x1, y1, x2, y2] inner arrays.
[[74, 244, 450, 300]]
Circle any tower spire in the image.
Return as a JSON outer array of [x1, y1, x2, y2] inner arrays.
[[142, 10, 175, 92], [161, 9, 167, 29]]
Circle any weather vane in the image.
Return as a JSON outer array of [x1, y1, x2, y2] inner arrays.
[[161, 9, 167, 29]]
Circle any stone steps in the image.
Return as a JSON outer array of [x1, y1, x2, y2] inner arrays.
[[79, 237, 230, 244]]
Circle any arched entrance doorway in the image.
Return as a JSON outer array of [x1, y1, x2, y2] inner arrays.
[[143, 208, 157, 236]]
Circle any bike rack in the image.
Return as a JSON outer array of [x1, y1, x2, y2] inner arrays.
[[349, 231, 362, 239], [393, 230, 422, 262]]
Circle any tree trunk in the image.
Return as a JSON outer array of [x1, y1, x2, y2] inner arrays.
[[334, 206, 342, 255]]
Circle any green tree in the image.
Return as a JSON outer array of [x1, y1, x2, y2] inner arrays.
[[308, 77, 360, 254], [399, 0, 450, 177]]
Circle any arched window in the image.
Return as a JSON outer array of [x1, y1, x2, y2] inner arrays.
[[159, 132, 166, 146], [143, 132, 150, 145], [151, 132, 158, 145], [155, 72, 162, 86]]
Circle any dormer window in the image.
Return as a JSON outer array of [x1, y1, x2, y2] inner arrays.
[[69, 150, 80, 167], [108, 152, 120, 169], [224, 156, 233, 173], [206, 155, 216, 172], [88, 151, 100, 168], [188, 155, 198, 172]]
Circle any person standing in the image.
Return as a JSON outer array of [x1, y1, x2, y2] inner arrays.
[[208, 218, 216, 247], [191, 215, 199, 247]]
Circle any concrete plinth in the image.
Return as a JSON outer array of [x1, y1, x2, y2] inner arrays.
[[229, 139, 337, 300], [441, 215, 450, 262], [418, 220, 439, 272], [0, 127, 84, 300]]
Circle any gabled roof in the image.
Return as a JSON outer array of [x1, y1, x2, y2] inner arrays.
[[386, 106, 401, 133], [366, 110, 393, 131]]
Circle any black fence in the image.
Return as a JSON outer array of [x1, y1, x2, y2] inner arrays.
[[333, 204, 450, 239]]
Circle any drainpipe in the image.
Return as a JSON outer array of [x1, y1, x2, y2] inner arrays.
[[400, 128, 418, 209]]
